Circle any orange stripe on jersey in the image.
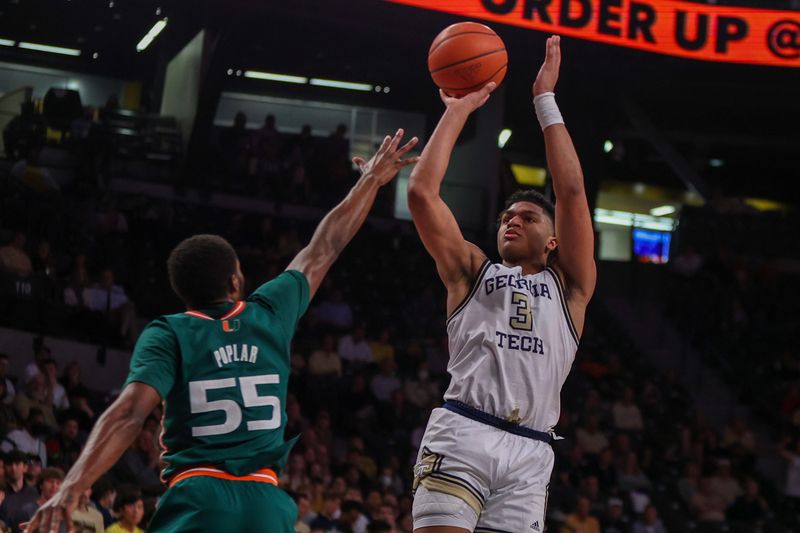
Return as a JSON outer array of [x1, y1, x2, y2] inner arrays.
[[168, 466, 278, 488], [220, 301, 246, 320], [184, 310, 213, 320]]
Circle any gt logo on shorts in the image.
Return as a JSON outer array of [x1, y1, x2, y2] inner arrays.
[[412, 448, 444, 493]]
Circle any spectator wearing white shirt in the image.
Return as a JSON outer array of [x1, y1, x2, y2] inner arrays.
[[612, 387, 644, 432], [1, 408, 48, 467], [576, 414, 610, 456], [370, 359, 401, 403], [338, 326, 373, 366]]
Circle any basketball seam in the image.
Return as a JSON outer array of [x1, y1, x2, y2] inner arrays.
[[438, 64, 507, 92], [428, 31, 501, 57], [429, 48, 507, 74]]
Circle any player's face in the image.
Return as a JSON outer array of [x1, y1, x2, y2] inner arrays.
[[497, 201, 556, 264]]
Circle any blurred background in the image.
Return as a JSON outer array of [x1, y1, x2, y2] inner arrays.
[[0, 0, 798, 532]]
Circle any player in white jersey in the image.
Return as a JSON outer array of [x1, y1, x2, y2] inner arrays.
[[407, 36, 596, 532]]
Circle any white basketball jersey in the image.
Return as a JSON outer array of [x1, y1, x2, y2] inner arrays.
[[444, 261, 579, 432]]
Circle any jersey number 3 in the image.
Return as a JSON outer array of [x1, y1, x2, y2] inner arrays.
[[189, 375, 280, 437], [509, 291, 533, 331]]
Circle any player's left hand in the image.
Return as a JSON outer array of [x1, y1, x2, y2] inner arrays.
[[23, 487, 78, 533], [439, 81, 497, 114], [533, 35, 561, 96], [353, 128, 419, 187]]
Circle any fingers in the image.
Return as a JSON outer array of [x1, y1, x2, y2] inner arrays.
[[398, 156, 420, 168], [377, 135, 392, 155], [352, 156, 366, 168], [439, 89, 450, 103], [395, 136, 419, 156], [389, 128, 404, 152]]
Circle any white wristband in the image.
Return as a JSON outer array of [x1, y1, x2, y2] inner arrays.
[[533, 92, 564, 131]]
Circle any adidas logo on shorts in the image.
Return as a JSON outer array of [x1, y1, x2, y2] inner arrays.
[[530, 520, 540, 531]]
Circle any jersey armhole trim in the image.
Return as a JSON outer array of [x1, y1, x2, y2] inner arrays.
[[545, 267, 580, 345], [446, 259, 492, 326]]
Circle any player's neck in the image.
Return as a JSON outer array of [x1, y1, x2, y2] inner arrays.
[[502, 258, 547, 276]]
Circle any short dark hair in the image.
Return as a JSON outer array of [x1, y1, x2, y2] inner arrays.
[[37, 467, 65, 490], [113, 486, 142, 513], [341, 500, 362, 514], [92, 476, 116, 500], [167, 234, 238, 308], [501, 189, 556, 224]]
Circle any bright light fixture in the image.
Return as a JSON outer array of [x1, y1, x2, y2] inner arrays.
[[309, 78, 372, 91], [136, 18, 168, 52], [244, 71, 307, 84], [593, 208, 675, 232], [603, 140, 614, 153], [709, 158, 724, 167], [0, 38, 15, 47], [497, 128, 512, 149], [649, 205, 676, 217], [18, 42, 81, 56]]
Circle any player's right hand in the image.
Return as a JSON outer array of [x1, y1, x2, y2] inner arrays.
[[23, 487, 78, 533], [439, 81, 496, 114]]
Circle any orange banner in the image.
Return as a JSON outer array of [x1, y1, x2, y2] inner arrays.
[[387, 0, 800, 67]]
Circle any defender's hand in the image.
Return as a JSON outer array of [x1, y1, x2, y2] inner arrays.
[[439, 82, 497, 114], [353, 128, 419, 187], [533, 35, 561, 96], [23, 486, 80, 532]]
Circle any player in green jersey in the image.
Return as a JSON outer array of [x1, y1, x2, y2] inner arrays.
[[26, 129, 419, 533]]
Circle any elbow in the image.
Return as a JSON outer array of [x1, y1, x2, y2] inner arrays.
[[407, 181, 435, 209]]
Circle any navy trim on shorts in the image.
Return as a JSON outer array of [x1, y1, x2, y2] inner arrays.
[[446, 259, 492, 325], [475, 527, 514, 533], [443, 400, 554, 444]]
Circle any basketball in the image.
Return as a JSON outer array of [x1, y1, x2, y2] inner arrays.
[[428, 22, 508, 98]]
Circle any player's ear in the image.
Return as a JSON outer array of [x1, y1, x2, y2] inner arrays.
[[546, 236, 558, 252]]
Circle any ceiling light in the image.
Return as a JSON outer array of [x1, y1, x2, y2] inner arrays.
[[243, 71, 307, 84], [18, 42, 81, 56], [603, 140, 614, 153], [0, 38, 15, 47], [649, 205, 676, 216], [497, 128, 512, 149], [92, 52, 99, 59], [136, 18, 167, 52], [309, 78, 372, 91], [383, 86, 390, 93], [709, 158, 724, 167]]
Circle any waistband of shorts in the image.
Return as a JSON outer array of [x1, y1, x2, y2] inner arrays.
[[443, 400, 554, 444], [167, 466, 278, 488]]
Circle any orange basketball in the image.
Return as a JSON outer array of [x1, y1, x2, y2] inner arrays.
[[428, 22, 507, 98]]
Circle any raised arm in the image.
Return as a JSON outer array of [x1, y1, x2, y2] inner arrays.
[[407, 84, 494, 311], [26, 382, 161, 532], [287, 129, 418, 298], [534, 36, 596, 327]]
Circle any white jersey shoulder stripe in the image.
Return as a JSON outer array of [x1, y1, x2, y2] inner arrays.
[[545, 267, 579, 344], [446, 259, 493, 326]]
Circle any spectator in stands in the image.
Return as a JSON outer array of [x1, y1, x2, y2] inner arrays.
[[337, 499, 367, 532], [1, 409, 48, 467], [294, 492, 315, 532], [404, 361, 439, 410], [70, 487, 105, 533], [779, 436, 800, 509], [314, 289, 354, 332], [691, 477, 727, 524], [721, 417, 756, 468], [576, 414, 610, 456], [40, 359, 68, 411], [708, 459, 742, 508], [612, 387, 644, 432], [59, 361, 91, 405], [9, 146, 59, 195], [12, 373, 57, 434], [370, 358, 401, 403], [338, 326, 374, 368], [677, 461, 701, 505], [1, 450, 37, 533], [106, 486, 145, 533], [112, 428, 161, 494], [601, 497, 630, 533], [561, 496, 601, 533], [0, 354, 16, 404], [369, 328, 395, 365], [0, 381, 17, 439], [19, 467, 64, 524], [727, 477, 768, 525], [0, 233, 33, 279], [309, 491, 341, 531], [631, 504, 667, 533], [590, 447, 618, 489], [90, 476, 116, 527], [45, 414, 82, 471], [308, 335, 343, 378], [63, 263, 90, 309], [83, 268, 139, 344]]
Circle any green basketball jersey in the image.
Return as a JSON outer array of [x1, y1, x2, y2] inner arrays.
[[125, 270, 309, 480]]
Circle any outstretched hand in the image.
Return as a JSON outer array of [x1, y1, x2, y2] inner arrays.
[[439, 81, 497, 114], [353, 128, 419, 187], [23, 487, 79, 533], [533, 35, 561, 96]]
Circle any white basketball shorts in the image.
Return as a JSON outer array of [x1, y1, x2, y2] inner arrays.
[[412, 407, 554, 532]]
